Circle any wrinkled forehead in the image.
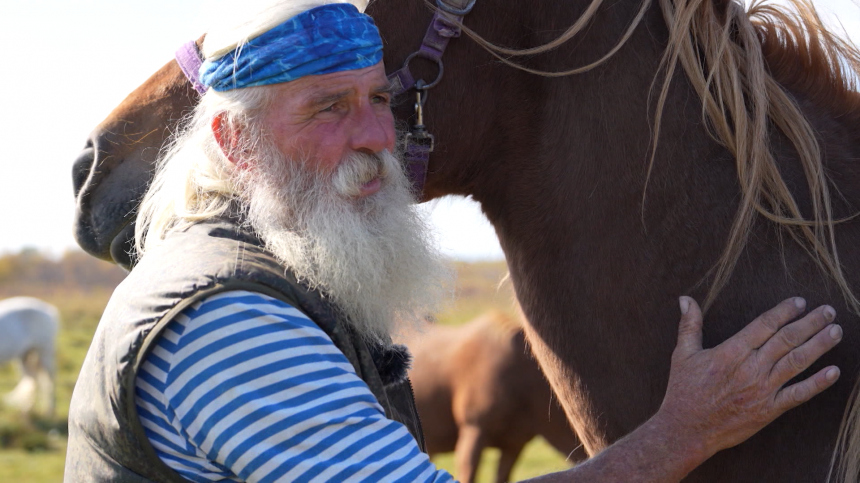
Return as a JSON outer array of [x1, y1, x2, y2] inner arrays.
[[280, 62, 390, 95], [261, 62, 392, 111]]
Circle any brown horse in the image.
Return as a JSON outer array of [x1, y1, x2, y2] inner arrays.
[[399, 311, 586, 482], [71, 0, 860, 480]]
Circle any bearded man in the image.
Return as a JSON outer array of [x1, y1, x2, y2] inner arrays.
[[64, 1, 844, 482]]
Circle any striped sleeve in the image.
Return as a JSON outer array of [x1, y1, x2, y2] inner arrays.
[[135, 290, 455, 483]]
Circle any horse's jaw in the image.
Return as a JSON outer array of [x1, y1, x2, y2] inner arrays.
[[109, 222, 136, 271], [72, 204, 135, 271]]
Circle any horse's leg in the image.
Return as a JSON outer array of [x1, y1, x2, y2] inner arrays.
[[34, 342, 56, 417], [35, 364, 55, 417], [4, 350, 38, 413], [454, 424, 484, 483], [494, 442, 525, 483], [38, 373, 55, 417]]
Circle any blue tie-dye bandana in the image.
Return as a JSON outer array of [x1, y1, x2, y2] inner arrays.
[[200, 3, 383, 91]]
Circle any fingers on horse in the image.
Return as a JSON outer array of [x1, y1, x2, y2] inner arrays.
[[775, 365, 841, 413], [767, 320, 842, 386], [757, 305, 837, 365], [733, 297, 808, 349]]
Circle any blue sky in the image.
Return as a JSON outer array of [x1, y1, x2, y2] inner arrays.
[[1, 0, 856, 260]]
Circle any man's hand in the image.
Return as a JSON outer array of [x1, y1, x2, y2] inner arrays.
[[657, 296, 842, 460], [523, 296, 842, 483]]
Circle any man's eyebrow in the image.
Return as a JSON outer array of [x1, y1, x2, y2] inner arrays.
[[304, 82, 397, 109], [306, 90, 351, 109], [371, 83, 397, 96]]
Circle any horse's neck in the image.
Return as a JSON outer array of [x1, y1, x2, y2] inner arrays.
[[469, 0, 860, 396], [408, 0, 860, 457], [472, 1, 734, 262], [781, 86, 860, 220], [464, 3, 751, 392]]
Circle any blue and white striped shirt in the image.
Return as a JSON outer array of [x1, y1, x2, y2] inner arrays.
[[135, 290, 454, 483]]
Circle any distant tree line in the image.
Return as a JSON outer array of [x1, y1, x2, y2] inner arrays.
[[0, 248, 126, 291]]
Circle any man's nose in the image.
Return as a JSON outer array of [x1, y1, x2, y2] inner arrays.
[[348, 103, 394, 154]]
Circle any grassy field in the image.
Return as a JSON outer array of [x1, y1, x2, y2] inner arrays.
[[0, 286, 114, 482], [0, 261, 575, 482]]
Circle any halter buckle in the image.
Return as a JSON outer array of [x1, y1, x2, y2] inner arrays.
[[436, 0, 476, 16]]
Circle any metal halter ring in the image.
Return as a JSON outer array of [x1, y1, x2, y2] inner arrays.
[[402, 51, 445, 90], [436, 0, 476, 16]]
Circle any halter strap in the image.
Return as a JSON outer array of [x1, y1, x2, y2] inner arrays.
[[175, 40, 207, 95], [387, 0, 477, 198], [386, 1, 473, 96]]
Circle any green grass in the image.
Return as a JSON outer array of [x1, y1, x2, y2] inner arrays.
[[0, 440, 577, 483], [0, 262, 576, 482], [0, 447, 67, 481], [432, 437, 574, 482]]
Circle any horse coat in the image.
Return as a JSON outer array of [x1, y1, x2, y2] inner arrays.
[[64, 218, 425, 482]]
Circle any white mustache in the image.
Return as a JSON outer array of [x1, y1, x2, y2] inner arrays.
[[332, 152, 390, 198]]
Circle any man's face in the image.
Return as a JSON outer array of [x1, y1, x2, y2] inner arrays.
[[234, 63, 448, 343], [260, 62, 396, 198]]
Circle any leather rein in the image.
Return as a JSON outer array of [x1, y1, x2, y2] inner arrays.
[[174, 0, 476, 200]]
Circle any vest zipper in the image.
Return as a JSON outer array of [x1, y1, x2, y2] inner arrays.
[[405, 376, 428, 453]]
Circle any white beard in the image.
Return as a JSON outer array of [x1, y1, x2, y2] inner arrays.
[[237, 145, 451, 344]]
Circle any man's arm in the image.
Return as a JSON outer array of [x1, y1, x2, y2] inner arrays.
[[522, 296, 841, 482], [138, 293, 839, 482]]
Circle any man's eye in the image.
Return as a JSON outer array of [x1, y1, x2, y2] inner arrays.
[[319, 104, 336, 113], [372, 95, 390, 105]]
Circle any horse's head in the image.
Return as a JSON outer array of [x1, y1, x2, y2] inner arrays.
[[72, 54, 198, 269]]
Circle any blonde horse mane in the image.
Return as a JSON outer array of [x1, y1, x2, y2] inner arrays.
[[442, 0, 860, 480], [451, 0, 860, 314]]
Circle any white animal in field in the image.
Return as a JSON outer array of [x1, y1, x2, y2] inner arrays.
[[0, 297, 59, 415]]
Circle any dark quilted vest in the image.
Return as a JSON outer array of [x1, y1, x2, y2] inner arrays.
[[64, 220, 425, 482]]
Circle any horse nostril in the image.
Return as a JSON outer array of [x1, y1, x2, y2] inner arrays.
[[72, 141, 96, 197]]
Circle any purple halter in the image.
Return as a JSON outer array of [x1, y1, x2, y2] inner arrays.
[[384, 0, 475, 199], [175, 41, 207, 95]]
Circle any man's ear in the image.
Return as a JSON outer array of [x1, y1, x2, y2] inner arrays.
[[211, 113, 244, 166]]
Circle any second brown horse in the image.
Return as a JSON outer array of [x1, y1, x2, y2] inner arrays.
[[400, 311, 585, 482]]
